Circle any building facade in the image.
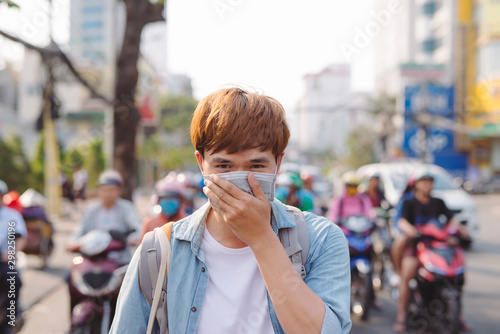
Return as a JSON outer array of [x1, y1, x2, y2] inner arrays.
[[294, 64, 371, 158]]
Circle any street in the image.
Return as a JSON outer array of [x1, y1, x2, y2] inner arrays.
[[14, 194, 500, 334]]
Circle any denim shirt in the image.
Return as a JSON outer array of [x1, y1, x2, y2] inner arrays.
[[110, 200, 352, 334]]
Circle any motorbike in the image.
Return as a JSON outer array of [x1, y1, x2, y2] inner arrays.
[[68, 229, 132, 334], [338, 216, 376, 321], [19, 189, 55, 268], [406, 219, 466, 334], [371, 201, 395, 292]]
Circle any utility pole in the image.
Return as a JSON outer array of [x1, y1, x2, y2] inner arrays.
[[43, 0, 62, 218]]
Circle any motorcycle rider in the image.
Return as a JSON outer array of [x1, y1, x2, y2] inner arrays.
[[67, 169, 141, 314], [392, 169, 470, 333], [69, 169, 141, 260], [275, 171, 315, 212], [0, 180, 27, 329], [328, 171, 374, 224], [140, 172, 188, 240], [364, 173, 387, 209], [391, 175, 416, 275]]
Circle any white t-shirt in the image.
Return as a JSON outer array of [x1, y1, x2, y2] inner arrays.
[[197, 227, 274, 334]]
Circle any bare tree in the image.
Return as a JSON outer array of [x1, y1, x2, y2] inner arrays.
[[113, 0, 165, 199], [0, 0, 166, 200]]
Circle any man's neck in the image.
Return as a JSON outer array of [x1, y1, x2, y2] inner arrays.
[[102, 202, 116, 210], [205, 209, 248, 249]]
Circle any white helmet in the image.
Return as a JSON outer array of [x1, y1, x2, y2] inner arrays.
[[98, 170, 123, 186]]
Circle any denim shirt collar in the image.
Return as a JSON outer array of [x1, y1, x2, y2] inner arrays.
[[174, 200, 297, 258]]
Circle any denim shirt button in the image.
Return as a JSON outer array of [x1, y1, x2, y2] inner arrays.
[[201, 267, 205, 272], [191, 307, 197, 312]]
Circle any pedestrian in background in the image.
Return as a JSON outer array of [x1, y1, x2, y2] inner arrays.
[[72, 164, 88, 214]]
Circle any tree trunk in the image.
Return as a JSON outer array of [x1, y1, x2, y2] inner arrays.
[[114, 0, 164, 200]]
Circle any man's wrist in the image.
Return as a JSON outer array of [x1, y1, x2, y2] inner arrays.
[[249, 227, 279, 253]]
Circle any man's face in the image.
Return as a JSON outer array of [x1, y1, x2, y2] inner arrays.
[[415, 178, 433, 195], [98, 185, 121, 206], [369, 178, 380, 188], [196, 148, 283, 175], [345, 184, 358, 196]]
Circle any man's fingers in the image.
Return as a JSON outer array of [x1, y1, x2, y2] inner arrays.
[[248, 172, 267, 202], [209, 174, 247, 200], [203, 181, 230, 211]]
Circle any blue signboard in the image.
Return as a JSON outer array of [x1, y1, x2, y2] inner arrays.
[[403, 85, 467, 178]]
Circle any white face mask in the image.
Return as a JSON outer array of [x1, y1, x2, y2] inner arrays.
[[203, 166, 278, 202]]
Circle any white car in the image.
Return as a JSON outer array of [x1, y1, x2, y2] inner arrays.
[[357, 162, 480, 242]]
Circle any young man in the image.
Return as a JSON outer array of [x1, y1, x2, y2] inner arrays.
[[110, 87, 351, 333], [393, 170, 469, 333]]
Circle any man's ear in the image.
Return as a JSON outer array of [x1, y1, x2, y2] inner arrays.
[[195, 151, 204, 174]]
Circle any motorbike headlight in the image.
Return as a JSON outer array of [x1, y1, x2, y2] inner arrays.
[[98, 265, 129, 296], [71, 270, 94, 296]]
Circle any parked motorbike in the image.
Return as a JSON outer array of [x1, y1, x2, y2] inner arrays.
[[19, 189, 54, 268], [339, 216, 376, 321], [68, 229, 132, 334], [406, 219, 466, 334]]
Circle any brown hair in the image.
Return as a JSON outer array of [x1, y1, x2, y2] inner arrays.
[[190, 87, 290, 158]]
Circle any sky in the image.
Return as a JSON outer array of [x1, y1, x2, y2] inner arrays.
[[165, 0, 376, 109], [0, 0, 377, 111]]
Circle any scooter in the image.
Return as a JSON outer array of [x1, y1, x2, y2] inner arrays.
[[339, 216, 376, 321], [407, 219, 466, 334], [371, 201, 395, 292], [19, 189, 54, 268], [68, 229, 132, 334]]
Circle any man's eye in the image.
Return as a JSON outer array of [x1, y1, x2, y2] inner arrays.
[[216, 165, 231, 169], [250, 164, 265, 169]]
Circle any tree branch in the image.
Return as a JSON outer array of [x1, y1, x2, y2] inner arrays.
[[0, 30, 59, 56], [0, 29, 111, 104]]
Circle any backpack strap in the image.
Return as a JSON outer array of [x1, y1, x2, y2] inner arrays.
[[139, 222, 173, 334], [281, 205, 310, 280]]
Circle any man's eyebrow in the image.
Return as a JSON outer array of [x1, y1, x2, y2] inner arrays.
[[209, 157, 232, 163], [250, 157, 271, 163]]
